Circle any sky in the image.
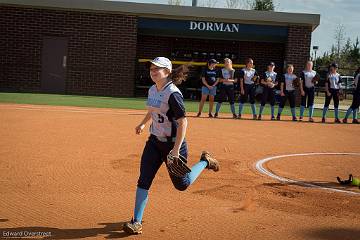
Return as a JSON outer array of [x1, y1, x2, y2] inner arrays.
[[111, 0, 359, 56]]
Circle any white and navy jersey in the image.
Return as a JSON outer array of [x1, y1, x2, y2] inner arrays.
[[239, 68, 258, 85], [327, 73, 342, 90], [220, 68, 235, 86], [147, 81, 186, 138], [300, 70, 318, 88], [282, 73, 297, 91], [263, 71, 277, 84]]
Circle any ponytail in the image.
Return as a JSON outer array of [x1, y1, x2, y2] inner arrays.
[[169, 65, 189, 85]]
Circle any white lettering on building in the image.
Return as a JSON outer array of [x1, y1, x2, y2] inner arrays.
[[189, 21, 239, 33]]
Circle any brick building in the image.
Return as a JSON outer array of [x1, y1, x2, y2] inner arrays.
[[0, 0, 320, 98]]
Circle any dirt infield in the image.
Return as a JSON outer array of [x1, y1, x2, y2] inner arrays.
[[0, 103, 359, 240]]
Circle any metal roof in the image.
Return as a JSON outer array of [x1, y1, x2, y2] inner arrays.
[[0, 0, 320, 30]]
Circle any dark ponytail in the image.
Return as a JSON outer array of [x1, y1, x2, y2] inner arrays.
[[169, 65, 189, 85]]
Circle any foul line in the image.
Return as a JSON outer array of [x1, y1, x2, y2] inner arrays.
[[0, 104, 147, 115], [255, 152, 360, 195]]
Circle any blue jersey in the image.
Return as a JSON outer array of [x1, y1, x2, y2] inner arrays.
[[147, 81, 186, 138]]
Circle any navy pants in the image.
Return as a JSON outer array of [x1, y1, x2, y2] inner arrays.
[[279, 90, 296, 108], [261, 87, 276, 106], [137, 135, 190, 191], [240, 84, 256, 104], [218, 85, 235, 104], [324, 88, 339, 108], [350, 90, 360, 110], [301, 87, 315, 107]]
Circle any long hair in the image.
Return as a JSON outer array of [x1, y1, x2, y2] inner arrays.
[[224, 58, 234, 71], [169, 65, 189, 85]]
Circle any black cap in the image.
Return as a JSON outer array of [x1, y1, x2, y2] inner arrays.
[[268, 62, 275, 66], [330, 62, 338, 68], [208, 59, 219, 64]]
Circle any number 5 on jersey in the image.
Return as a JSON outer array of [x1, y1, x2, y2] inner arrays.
[[158, 114, 164, 123]]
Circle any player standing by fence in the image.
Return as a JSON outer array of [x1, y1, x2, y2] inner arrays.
[[238, 58, 259, 119], [197, 59, 219, 118], [277, 64, 299, 121], [258, 62, 278, 120], [299, 61, 320, 122], [343, 66, 360, 124], [321, 63, 342, 123], [214, 58, 237, 118]]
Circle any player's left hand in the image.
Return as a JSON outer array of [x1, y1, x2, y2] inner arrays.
[[301, 90, 305, 96], [170, 149, 180, 158]]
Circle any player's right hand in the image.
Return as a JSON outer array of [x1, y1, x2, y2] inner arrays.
[[135, 124, 145, 135], [280, 91, 285, 97], [327, 91, 331, 97], [240, 89, 244, 95]]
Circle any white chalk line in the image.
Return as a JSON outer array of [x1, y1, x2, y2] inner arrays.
[[255, 152, 360, 195], [0, 104, 147, 115]]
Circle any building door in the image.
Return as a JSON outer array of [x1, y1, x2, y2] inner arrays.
[[41, 37, 68, 94]]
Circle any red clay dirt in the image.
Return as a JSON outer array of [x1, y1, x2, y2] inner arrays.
[[0, 103, 359, 240]]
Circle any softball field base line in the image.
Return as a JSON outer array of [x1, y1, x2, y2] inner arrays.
[[255, 152, 360, 196]]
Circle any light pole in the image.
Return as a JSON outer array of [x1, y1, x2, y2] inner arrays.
[[192, 0, 197, 6], [313, 45, 319, 68]]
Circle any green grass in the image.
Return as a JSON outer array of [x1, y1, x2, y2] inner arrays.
[[0, 92, 347, 118], [0, 92, 147, 110]]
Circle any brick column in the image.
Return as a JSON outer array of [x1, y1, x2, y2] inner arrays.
[[284, 25, 312, 105]]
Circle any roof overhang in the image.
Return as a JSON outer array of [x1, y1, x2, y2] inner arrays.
[[0, 0, 320, 31]]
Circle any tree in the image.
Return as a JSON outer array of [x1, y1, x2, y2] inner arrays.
[[334, 24, 345, 61], [316, 36, 360, 75], [200, 0, 218, 7], [225, 0, 241, 8], [250, 0, 275, 11], [349, 37, 360, 66], [168, 0, 184, 5], [225, 0, 252, 9]]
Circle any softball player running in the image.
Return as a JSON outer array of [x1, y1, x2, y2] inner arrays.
[[277, 64, 298, 121], [197, 59, 219, 118], [238, 58, 259, 119], [214, 58, 237, 118], [322, 63, 342, 123], [123, 57, 219, 235], [343, 67, 360, 124], [299, 60, 320, 122], [258, 62, 278, 120]]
